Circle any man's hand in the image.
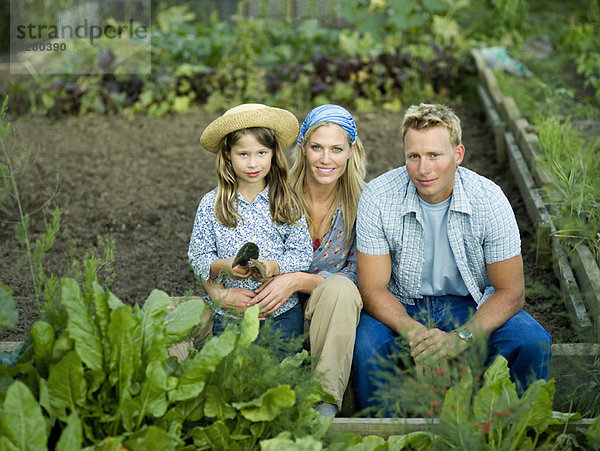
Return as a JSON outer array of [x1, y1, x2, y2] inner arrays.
[[408, 327, 468, 366]]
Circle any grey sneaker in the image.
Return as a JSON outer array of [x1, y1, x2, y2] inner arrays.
[[314, 402, 338, 418]]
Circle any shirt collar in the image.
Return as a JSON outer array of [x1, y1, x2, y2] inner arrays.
[[401, 167, 472, 216], [449, 169, 472, 215], [237, 185, 269, 204]]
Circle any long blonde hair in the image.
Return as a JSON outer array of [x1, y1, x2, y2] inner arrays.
[[214, 127, 302, 228], [289, 122, 366, 247]]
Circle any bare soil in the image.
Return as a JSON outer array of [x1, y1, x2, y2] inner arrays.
[[0, 103, 575, 342]]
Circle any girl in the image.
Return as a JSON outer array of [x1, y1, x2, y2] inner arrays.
[[250, 104, 367, 416], [188, 103, 312, 342]]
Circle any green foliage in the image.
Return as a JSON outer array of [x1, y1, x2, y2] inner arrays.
[[0, 278, 330, 449], [2, 4, 470, 119], [0, 283, 18, 328], [386, 356, 582, 449], [566, 353, 600, 418], [534, 115, 600, 265], [562, 21, 600, 104], [463, 0, 528, 46], [340, 0, 463, 43]]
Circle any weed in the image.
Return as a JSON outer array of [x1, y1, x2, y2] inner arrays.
[[0, 96, 60, 307]]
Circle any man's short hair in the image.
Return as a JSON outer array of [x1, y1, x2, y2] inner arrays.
[[401, 103, 462, 148]]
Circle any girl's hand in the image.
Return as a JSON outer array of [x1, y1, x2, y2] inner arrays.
[[251, 259, 280, 283], [225, 257, 253, 280], [206, 282, 256, 314], [251, 273, 295, 318]]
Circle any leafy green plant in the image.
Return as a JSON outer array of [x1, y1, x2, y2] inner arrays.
[[0, 277, 331, 449], [463, 0, 528, 47], [340, 0, 462, 44], [386, 356, 581, 449], [562, 21, 600, 104]]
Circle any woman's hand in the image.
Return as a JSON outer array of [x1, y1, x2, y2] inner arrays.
[[251, 272, 296, 318]]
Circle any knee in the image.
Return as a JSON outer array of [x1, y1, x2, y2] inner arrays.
[[522, 326, 552, 359], [316, 275, 363, 309]]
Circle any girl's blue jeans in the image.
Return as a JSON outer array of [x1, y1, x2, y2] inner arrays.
[[352, 295, 552, 416], [212, 302, 303, 358]]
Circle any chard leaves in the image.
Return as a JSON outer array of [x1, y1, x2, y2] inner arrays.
[[31, 321, 55, 377], [48, 351, 87, 417], [170, 326, 237, 402], [107, 305, 138, 401], [61, 278, 103, 373], [232, 384, 296, 422], [140, 289, 171, 364], [55, 412, 82, 451], [163, 297, 207, 347], [1, 381, 47, 451]]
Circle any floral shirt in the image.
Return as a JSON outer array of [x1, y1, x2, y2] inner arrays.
[[188, 186, 313, 317], [299, 203, 358, 302]]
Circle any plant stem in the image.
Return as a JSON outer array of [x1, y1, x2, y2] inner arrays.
[[0, 139, 41, 304]]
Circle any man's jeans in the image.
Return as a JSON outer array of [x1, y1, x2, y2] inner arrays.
[[352, 295, 552, 415]]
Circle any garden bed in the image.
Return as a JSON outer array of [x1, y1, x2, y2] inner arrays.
[[472, 48, 600, 340]]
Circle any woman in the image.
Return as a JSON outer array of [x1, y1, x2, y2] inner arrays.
[[250, 104, 366, 417]]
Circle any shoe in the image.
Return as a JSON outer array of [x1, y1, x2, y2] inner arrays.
[[314, 402, 338, 418]]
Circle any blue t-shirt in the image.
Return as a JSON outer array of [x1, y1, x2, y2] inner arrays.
[[419, 196, 470, 297]]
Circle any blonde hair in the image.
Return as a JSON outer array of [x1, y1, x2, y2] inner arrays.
[[289, 122, 366, 247], [401, 103, 462, 147], [214, 127, 302, 228]]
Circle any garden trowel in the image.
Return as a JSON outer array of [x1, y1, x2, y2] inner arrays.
[[232, 242, 267, 280]]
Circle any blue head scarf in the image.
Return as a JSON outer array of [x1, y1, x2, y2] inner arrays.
[[297, 104, 358, 146]]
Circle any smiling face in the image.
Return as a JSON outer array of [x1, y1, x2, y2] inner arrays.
[[404, 125, 465, 204], [228, 132, 273, 194], [302, 123, 354, 189]]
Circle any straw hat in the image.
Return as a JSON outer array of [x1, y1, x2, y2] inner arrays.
[[200, 103, 299, 153]]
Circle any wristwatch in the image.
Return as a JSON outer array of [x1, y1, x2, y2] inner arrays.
[[454, 327, 473, 344]]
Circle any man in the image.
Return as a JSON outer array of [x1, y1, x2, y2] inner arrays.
[[352, 103, 551, 414]]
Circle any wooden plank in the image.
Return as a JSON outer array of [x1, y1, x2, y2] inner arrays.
[[328, 418, 438, 438], [511, 120, 552, 187], [477, 84, 506, 164], [551, 343, 600, 356], [326, 418, 594, 439], [499, 96, 520, 123], [552, 235, 593, 332], [0, 342, 21, 352], [504, 131, 553, 266], [569, 244, 600, 336]]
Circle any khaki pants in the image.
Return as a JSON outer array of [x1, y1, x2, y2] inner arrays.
[[304, 275, 362, 408]]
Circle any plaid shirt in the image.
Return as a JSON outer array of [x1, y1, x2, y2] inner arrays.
[[356, 166, 521, 306]]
